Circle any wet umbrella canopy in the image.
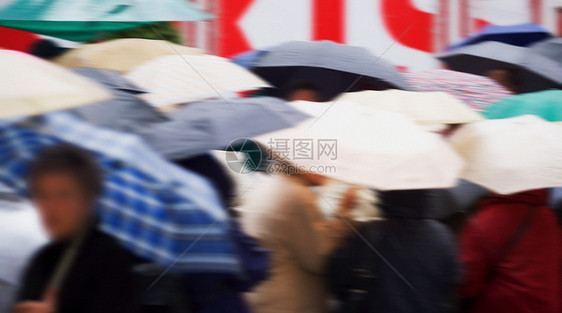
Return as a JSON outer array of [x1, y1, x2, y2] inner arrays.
[[437, 41, 562, 93], [139, 97, 311, 160], [253, 40, 411, 101], [447, 23, 551, 50], [530, 37, 562, 66], [69, 68, 168, 132]]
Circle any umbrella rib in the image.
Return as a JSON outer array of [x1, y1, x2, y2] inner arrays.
[[144, 181, 257, 292], [311, 188, 418, 293], [305, 18, 421, 132], [147, 24, 251, 125]]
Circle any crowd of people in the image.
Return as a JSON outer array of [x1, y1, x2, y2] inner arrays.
[[6, 142, 562, 313], [2, 30, 562, 313]]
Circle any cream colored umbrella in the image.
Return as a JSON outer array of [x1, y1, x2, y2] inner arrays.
[[254, 100, 464, 190], [126, 54, 270, 108], [451, 115, 562, 195], [54, 38, 203, 73], [339, 90, 484, 125], [0, 50, 111, 119]]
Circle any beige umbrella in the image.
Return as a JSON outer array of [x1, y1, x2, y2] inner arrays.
[[451, 115, 562, 194], [126, 54, 269, 108], [339, 90, 484, 125], [254, 100, 464, 190], [54, 38, 203, 73], [0, 50, 111, 119]]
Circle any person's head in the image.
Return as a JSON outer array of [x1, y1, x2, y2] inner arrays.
[[27, 144, 103, 240], [285, 81, 322, 102], [486, 68, 521, 94], [439, 123, 462, 138]]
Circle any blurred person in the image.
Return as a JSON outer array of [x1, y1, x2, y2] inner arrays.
[[284, 81, 322, 102], [458, 189, 562, 313], [13, 145, 139, 313], [175, 153, 269, 313], [486, 68, 521, 94], [238, 168, 358, 313], [428, 180, 489, 237], [315, 179, 381, 222], [440, 124, 463, 138], [327, 189, 459, 313]]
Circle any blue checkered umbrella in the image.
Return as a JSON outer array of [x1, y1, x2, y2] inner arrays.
[[0, 112, 240, 274]]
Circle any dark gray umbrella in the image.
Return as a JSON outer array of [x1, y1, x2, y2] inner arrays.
[[139, 97, 311, 160], [530, 38, 562, 66], [70, 68, 168, 132], [551, 187, 562, 212], [428, 179, 488, 220], [437, 41, 562, 93], [253, 40, 411, 101]]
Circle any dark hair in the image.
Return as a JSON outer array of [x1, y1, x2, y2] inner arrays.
[[175, 154, 235, 208], [27, 144, 103, 198], [28, 39, 69, 60]]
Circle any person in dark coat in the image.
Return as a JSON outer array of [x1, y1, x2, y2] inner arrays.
[[328, 189, 459, 313], [13, 145, 139, 313], [459, 189, 562, 313], [175, 153, 252, 313]]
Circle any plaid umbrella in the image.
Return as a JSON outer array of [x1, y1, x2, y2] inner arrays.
[[406, 69, 512, 111], [0, 112, 239, 274]]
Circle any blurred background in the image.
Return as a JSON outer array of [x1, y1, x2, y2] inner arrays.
[[1, 0, 561, 71]]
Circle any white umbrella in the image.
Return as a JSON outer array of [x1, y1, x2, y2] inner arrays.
[[254, 100, 464, 190], [0, 50, 111, 119], [451, 115, 562, 194], [126, 54, 270, 108], [339, 90, 484, 125], [55, 38, 203, 73], [0, 198, 47, 285]]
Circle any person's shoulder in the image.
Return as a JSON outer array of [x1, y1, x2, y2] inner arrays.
[[26, 240, 60, 264]]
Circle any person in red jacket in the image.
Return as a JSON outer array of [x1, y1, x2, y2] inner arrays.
[[459, 189, 562, 313]]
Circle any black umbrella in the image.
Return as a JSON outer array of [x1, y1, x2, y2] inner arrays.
[[428, 180, 488, 220], [437, 41, 562, 93], [253, 40, 411, 101], [530, 38, 562, 67]]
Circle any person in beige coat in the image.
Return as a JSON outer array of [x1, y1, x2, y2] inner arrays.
[[238, 172, 358, 313]]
